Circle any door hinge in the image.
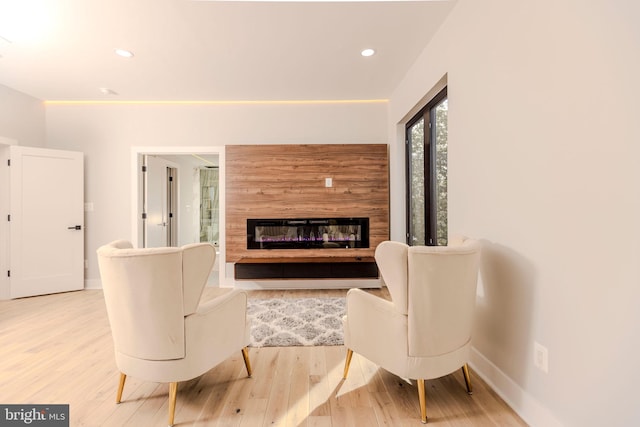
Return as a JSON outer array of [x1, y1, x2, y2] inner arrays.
[[141, 212, 147, 219], [7, 270, 10, 277], [142, 165, 147, 172], [7, 214, 10, 221], [7, 159, 10, 166], [169, 176, 173, 182], [169, 212, 173, 218]]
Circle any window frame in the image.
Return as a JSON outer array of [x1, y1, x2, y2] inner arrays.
[[405, 86, 448, 246]]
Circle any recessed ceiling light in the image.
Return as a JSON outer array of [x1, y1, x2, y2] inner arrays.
[[114, 48, 134, 58], [361, 48, 375, 57], [99, 88, 118, 95]]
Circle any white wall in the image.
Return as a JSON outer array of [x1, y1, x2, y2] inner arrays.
[[0, 84, 46, 147], [45, 102, 388, 285], [389, 0, 640, 426]]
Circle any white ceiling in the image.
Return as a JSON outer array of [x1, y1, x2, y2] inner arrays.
[[0, 0, 456, 101]]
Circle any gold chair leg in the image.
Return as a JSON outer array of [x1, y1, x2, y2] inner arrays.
[[168, 382, 178, 427], [417, 379, 427, 423], [462, 363, 473, 395], [242, 347, 253, 377], [343, 349, 354, 379], [116, 373, 126, 403]]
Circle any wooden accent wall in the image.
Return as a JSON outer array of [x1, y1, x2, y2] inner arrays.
[[226, 144, 389, 263]]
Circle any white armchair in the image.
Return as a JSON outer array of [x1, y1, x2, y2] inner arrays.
[[342, 238, 481, 423], [97, 240, 252, 426]]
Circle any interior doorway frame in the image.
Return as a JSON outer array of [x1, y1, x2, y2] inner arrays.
[[131, 146, 227, 287], [142, 155, 179, 248]]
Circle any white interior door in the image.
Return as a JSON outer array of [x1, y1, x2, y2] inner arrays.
[[9, 146, 84, 298], [145, 155, 168, 248]]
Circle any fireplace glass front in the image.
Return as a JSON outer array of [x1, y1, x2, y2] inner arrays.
[[247, 218, 369, 249]]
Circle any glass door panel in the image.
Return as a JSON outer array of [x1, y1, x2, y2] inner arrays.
[[408, 118, 426, 245], [433, 98, 448, 246]]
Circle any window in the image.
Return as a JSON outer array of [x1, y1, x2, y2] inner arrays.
[[406, 87, 448, 246]]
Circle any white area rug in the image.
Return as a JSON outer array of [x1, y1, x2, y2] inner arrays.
[[247, 297, 346, 347]]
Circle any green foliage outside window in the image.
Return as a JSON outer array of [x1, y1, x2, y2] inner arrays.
[[434, 100, 448, 246]]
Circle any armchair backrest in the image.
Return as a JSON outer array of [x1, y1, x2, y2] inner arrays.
[[96, 241, 215, 361], [181, 243, 216, 315], [375, 241, 409, 315], [407, 238, 481, 357]]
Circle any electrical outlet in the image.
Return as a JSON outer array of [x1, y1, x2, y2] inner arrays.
[[325, 177, 332, 188], [534, 342, 549, 373]]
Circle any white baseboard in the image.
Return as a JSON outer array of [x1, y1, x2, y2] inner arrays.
[[470, 347, 563, 427]]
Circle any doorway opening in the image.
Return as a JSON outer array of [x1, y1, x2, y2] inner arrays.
[[142, 155, 178, 248], [131, 146, 226, 286]]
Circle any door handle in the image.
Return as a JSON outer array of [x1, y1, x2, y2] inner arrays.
[[67, 225, 82, 230]]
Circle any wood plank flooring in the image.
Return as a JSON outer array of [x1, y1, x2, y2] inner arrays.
[[0, 288, 527, 426]]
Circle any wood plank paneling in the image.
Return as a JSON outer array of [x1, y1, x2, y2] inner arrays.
[[226, 144, 389, 263]]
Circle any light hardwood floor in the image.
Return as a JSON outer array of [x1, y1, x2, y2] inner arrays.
[[0, 288, 526, 426]]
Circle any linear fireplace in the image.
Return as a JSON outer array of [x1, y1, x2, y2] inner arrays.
[[247, 217, 369, 250]]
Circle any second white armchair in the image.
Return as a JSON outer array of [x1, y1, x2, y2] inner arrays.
[[342, 238, 481, 423]]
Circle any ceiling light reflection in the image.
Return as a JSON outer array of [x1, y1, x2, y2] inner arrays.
[[114, 48, 134, 58]]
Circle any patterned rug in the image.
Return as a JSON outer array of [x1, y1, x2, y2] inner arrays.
[[247, 297, 346, 347]]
